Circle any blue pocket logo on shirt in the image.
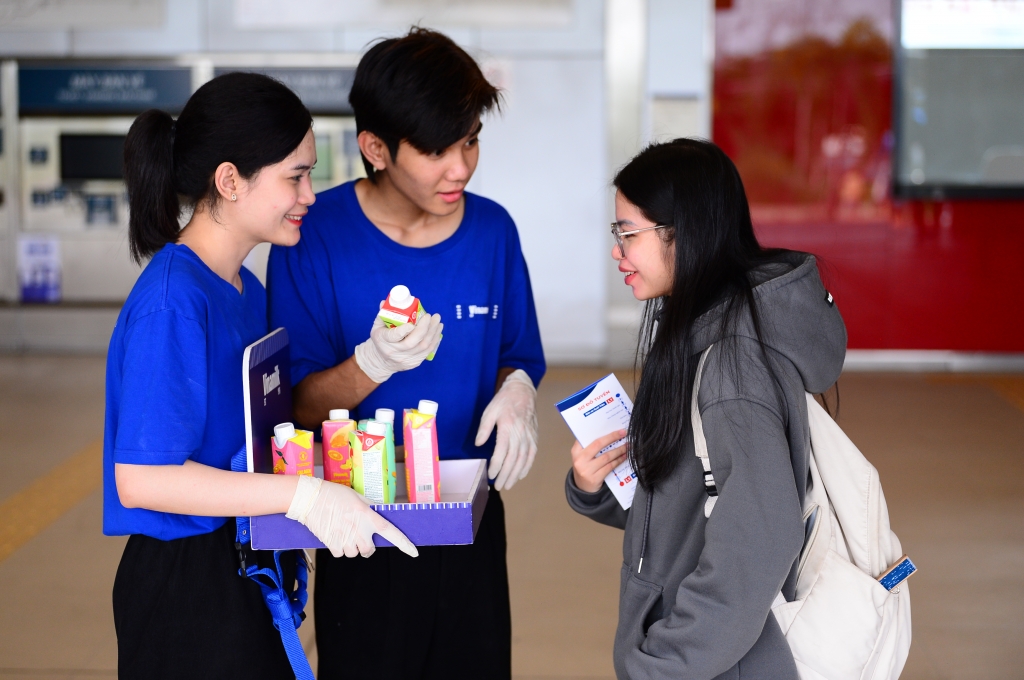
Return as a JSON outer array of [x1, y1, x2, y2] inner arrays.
[[455, 304, 499, 320]]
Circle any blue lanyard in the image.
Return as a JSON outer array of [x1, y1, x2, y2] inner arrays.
[[231, 446, 314, 680]]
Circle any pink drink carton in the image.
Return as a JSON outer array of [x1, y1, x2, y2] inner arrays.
[[350, 421, 390, 503], [378, 285, 440, 360], [322, 409, 356, 486], [272, 423, 314, 476], [403, 400, 441, 503]]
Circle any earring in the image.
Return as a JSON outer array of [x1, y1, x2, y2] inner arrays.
[[230, 193, 237, 201]]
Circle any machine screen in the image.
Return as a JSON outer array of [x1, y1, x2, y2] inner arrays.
[[896, 0, 1024, 196], [60, 134, 126, 181]]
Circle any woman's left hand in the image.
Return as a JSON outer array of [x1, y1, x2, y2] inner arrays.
[[570, 429, 629, 493]]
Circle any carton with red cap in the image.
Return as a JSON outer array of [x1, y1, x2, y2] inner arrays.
[[350, 421, 391, 504], [377, 285, 441, 360]]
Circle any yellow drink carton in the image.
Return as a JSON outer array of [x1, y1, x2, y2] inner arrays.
[[272, 423, 314, 476]]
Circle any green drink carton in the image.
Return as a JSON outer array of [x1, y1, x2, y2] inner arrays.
[[350, 421, 391, 504], [375, 408, 399, 503]]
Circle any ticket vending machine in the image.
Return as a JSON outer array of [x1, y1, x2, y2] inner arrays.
[[17, 63, 193, 302]]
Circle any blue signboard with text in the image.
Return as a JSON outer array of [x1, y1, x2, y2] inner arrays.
[[19, 65, 192, 115]]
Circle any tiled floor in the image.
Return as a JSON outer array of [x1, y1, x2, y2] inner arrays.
[[0, 356, 1022, 679]]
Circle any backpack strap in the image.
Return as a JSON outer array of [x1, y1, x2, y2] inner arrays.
[[230, 446, 315, 680], [691, 345, 718, 518]]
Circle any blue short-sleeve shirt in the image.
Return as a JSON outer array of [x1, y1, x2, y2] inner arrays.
[[267, 180, 545, 460], [102, 243, 268, 540]]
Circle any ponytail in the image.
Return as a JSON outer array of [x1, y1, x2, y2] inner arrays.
[[124, 109, 181, 265], [122, 73, 312, 265]]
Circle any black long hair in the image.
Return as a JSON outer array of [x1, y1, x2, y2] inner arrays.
[[123, 72, 312, 264], [618, 138, 792, 490]]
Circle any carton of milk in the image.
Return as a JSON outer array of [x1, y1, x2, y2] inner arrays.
[[555, 374, 637, 510]]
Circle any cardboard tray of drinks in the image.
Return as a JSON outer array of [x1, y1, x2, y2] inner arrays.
[[249, 459, 489, 550]]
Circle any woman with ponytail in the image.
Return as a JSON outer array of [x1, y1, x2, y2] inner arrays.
[[565, 139, 846, 679], [103, 72, 416, 679]]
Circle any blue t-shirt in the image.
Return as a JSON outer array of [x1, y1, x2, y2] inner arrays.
[[267, 180, 545, 460], [103, 243, 268, 541]]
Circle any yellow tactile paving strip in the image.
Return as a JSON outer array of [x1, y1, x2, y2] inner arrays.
[[0, 438, 103, 563]]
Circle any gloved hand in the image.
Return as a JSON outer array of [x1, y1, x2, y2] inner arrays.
[[354, 311, 443, 384], [286, 476, 418, 559], [475, 369, 538, 491]]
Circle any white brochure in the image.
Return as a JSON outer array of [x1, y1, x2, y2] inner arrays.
[[556, 374, 637, 510]]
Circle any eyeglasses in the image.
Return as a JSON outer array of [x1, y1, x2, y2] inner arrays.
[[610, 223, 671, 257]]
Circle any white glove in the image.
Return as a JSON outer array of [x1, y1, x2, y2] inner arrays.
[[353, 312, 443, 384], [475, 369, 538, 491], [286, 476, 418, 559]]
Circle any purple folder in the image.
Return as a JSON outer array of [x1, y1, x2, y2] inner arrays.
[[242, 328, 488, 549]]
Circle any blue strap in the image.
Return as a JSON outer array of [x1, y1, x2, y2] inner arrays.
[[231, 446, 314, 680]]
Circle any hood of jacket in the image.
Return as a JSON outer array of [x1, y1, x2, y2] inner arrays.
[[689, 252, 846, 394]]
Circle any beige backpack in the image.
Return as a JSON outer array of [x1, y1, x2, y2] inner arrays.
[[692, 346, 913, 680]]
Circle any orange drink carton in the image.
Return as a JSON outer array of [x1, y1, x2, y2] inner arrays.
[[404, 400, 441, 503], [272, 423, 314, 476], [377, 285, 440, 360], [322, 409, 356, 486], [350, 421, 390, 503]]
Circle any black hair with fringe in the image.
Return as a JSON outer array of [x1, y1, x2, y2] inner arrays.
[[348, 27, 501, 181]]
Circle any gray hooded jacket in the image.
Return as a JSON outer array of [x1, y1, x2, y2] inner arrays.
[[566, 253, 846, 680]]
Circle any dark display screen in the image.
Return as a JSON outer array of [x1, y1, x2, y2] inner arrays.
[[895, 0, 1024, 197], [60, 134, 125, 181]]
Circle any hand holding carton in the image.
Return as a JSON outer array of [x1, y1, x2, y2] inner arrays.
[[353, 286, 443, 383], [378, 285, 442, 360]]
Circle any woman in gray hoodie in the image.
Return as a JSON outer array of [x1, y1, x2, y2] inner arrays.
[[566, 139, 847, 679]]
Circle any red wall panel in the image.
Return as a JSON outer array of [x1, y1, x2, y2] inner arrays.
[[714, 2, 1024, 351]]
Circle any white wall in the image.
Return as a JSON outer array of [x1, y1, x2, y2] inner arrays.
[[470, 56, 607, 363], [0, 0, 714, 364], [604, 0, 715, 365], [0, 0, 610, 364]]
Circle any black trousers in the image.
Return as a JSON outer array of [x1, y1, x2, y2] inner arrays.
[[315, 487, 512, 680], [112, 520, 296, 680]]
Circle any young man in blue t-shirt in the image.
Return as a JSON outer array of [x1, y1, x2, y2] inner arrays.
[[267, 28, 545, 679]]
